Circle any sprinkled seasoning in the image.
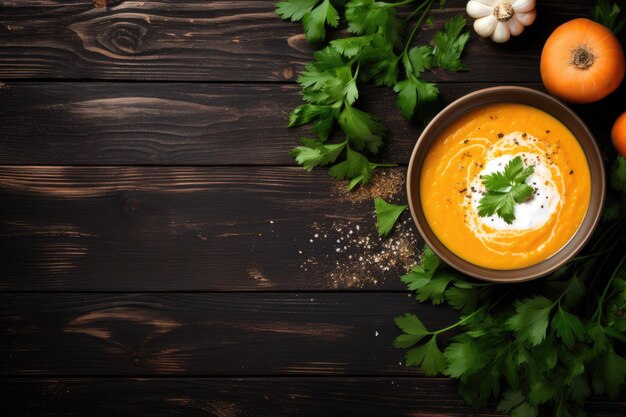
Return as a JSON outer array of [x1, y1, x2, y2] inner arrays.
[[333, 168, 404, 203], [300, 219, 419, 289]]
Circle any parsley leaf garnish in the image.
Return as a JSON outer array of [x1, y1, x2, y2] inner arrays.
[[477, 156, 535, 224], [374, 197, 407, 237], [592, 0, 625, 34]]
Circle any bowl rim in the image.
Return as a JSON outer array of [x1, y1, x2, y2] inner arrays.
[[406, 86, 606, 283]]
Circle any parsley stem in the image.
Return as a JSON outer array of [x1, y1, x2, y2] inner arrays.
[[353, 61, 360, 80], [570, 247, 617, 262], [586, 221, 625, 290], [402, 0, 434, 55], [587, 219, 625, 254], [385, 0, 421, 8], [433, 307, 484, 335], [593, 253, 626, 324], [403, 0, 432, 23]]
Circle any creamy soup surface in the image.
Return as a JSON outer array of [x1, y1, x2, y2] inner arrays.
[[420, 103, 591, 270]]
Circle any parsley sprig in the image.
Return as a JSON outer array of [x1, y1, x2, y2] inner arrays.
[[477, 156, 535, 225], [277, 0, 469, 188], [395, 156, 626, 417]]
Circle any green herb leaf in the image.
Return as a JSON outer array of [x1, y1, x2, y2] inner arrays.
[[356, 34, 400, 86], [510, 402, 538, 417], [329, 146, 375, 183], [444, 336, 484, 380], [506, 296, 554, 346], [405, 335, 447, 376], [407, 45, 434, 76], [289, 104, 338, 140], [478, 156, 535, 224], [393, 313, 430, 348], [415, 272, 454, 304], [338, 105, 386, 153], [276, 0, 320, 22], [393, 75, 439, 122], [528, 380, 556, 405], [374, 197, 406, 237], [345, 0, 404, 48], [593, 348, 626, 398], [592, 0, 625, 34], [290, 139, 345, 170], [568, 376, 591, 405], [303, 0, 340, 43], [432, 14, 470, 71], [497, 390, 525, 413], [551, 306, 584, 349], [610, 155, 626, 195]]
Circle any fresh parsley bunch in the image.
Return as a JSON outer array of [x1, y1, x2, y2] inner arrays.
[[395, 156, 626, 417], [276, 0, 470, 189]]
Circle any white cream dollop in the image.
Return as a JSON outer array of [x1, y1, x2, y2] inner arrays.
[[469, 153, 561, 231]]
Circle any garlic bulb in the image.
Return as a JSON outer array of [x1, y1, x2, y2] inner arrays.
[[466, 0, 537, 43]]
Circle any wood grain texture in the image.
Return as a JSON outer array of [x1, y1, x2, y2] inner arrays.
[[0, 82, 623, 165], [0, 0, 614, 82], [0, 377, 506, 417], [3, 378, 625, 417], [0, 293, 459, 376], [0, 378, 618, 417], [0, 165, 423, 291]]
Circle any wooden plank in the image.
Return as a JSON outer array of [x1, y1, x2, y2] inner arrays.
[[0, 293, 459, 375], [0, 377, 506, 417], [0, 0, 611, 82], [1, 378, 623, 417], [0, 166, 422, 291], [0, 82, 622, 165], [2, 378, 624, 417]]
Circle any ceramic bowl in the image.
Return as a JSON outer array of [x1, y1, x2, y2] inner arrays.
[[406, 86, 605, 282]]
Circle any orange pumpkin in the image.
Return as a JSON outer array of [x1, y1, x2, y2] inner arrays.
[[541, 18, 625, 104], [613, 111, 626, 158]]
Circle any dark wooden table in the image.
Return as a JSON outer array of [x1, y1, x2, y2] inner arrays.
[[1, 0, 625, 415]]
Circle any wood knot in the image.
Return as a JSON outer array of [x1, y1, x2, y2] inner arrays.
[[105, 22, 149, 55], [282, 67, 294, 79], [286, 34, 311, 54]]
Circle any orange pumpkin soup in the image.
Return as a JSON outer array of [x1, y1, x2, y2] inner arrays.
[[420, 103, 591, 270]]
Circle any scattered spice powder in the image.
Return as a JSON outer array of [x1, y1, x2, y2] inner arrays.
[[299, 218, 419, 289], [332, 168, 405, 203]]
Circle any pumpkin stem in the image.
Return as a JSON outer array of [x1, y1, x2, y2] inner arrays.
[[493, 1, 514, 22], [570, 45, 596, 70]]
